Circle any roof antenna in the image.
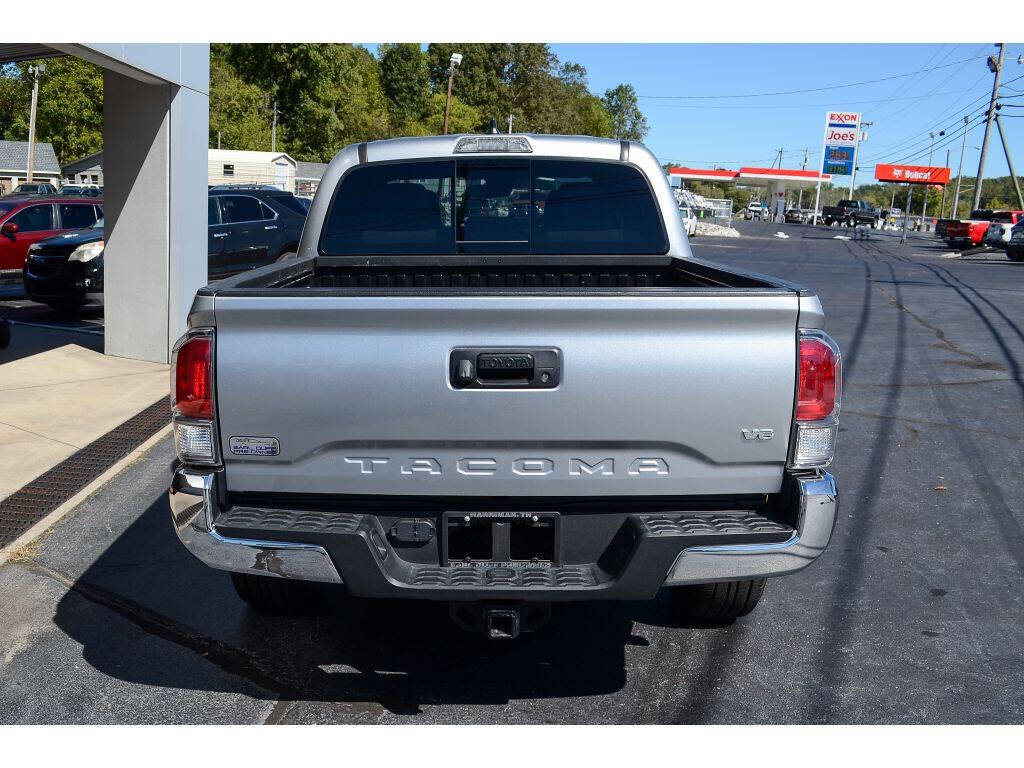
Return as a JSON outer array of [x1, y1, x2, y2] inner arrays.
[[487, 119, 499, 135]]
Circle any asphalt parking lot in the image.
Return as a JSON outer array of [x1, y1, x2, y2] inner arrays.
[[2, 221, 1023, 724]]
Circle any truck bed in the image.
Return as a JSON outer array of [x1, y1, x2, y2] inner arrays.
[[201, 254, 807, 296]]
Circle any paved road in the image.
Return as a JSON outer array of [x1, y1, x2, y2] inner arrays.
[[0, 283, 104, 362], [2, 223, 1022, 723]]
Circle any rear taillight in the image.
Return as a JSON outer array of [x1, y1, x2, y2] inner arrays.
[[790, 330, 842, 469], [171, 329, 218, 465], [174, 335, 212, 419], [797, 335, 838, 421]]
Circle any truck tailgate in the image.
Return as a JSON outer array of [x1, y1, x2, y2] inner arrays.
[[214, 293, 798, 497]]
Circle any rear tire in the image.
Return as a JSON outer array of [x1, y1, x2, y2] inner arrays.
[[1008, 251, 1024, 263], [229, 571, 319, 612], [670, 578, 766, 621]]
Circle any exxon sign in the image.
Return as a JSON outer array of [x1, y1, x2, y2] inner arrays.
[[825, 111, 860, 146]]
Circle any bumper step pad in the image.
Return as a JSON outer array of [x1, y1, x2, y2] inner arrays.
[[212, 503, 794, 600]]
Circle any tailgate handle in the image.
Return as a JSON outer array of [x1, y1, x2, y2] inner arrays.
[[450, 348, 560, 389], [476, 353, 534, 380]]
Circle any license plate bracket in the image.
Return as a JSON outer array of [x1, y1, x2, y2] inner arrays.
[[442, 511, 560, 566]]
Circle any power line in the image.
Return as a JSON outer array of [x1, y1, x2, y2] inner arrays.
[[639, 54, 988, 100], [647, 87, 983, 111]]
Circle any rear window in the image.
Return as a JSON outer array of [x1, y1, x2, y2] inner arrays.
[[59, 203, 97, 229], [270, 194, 310, 216], [320, 159, 667, 256]]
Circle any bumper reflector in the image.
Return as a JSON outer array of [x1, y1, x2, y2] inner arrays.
[[792, 423, 837, 468], [175, 422, 214, 462]]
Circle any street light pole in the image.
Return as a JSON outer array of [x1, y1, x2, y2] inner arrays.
[[26, 63, 45, 184], [972, 44, 1005, 211], [442, 52, 463, 135], [952, 116, 970, 219]]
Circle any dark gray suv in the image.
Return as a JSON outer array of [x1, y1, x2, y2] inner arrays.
[[207, 187, 307, 278]]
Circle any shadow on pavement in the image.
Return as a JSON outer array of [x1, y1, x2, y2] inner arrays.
[[50, 487, 712, 715]]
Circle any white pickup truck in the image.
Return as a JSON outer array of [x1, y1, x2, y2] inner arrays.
[[169, 133, 841, 638]]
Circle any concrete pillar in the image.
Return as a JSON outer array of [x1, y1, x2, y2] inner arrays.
[[102, 70, 208, 363]]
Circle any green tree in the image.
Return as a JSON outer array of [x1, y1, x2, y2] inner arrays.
[[208, 57, 272, 151], [602, 83, 648, 142], [421, 93, 481, 135], [0, 57, 103, 165], [216, 43, 389, 161], [378, 43, 429, 130]]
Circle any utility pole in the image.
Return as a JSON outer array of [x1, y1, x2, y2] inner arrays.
[[972, 44, 1004, 211], [849, 120, 870, 198], [921, 130, 943, 226], [772, 148, 784, 169], [442, 52, 463, 135], [994, 108, 1024, 210], [900, 184, 913, 245], [270, 100, 280, 152], [507, 114, 513, 134], [952, 115, 970, 219], [26, 62, 45, 183], [217, 131, 222, 150], [939, 148, 951, 218]]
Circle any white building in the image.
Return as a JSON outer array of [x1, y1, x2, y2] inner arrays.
[[208, 149, 296, 191]]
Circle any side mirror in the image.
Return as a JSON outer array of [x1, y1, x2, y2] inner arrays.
[[1, 222, 17, 236]]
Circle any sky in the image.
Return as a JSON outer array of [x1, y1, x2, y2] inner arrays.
[[551, 44, 1023, 187], [369, 43, 1023, 188]]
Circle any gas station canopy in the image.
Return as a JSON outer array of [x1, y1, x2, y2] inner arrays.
[[668, 166, 832, 199]]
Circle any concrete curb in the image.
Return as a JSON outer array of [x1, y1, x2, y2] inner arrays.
[[0, 423, 172, 566]]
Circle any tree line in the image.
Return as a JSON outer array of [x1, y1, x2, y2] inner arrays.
[[209, 43, 649, 162], [0, 44, 647, 168]]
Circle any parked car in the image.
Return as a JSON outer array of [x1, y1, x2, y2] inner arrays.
[[1007, 221, 1024, 262], [743, 200, 765, 220], [23, 218, 104, 311], [207, 188, 307, 278], [9, 182, 57, 196], [57, 185, 102, 198], [679, 204, 697, 236], [821, 200, 881, 228], [169, 134, 841, 638], [982, 211, 1024, 250], [947, 210, 1023, 249], [0, 196, 103, 277], [20, 189, 309, 311], [784, 207, 813, 225]]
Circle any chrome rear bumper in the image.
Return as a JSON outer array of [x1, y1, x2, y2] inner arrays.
[[170, 469, 342, 583], [170, 468, 836, 591], [662, 471, 837, 585]]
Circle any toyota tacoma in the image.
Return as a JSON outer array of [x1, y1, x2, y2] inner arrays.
[[169, 134, 841, 638]]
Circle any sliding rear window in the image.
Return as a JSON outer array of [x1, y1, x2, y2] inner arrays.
[[319, 158, 667, 256]]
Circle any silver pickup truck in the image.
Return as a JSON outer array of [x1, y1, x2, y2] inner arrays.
[[169, 134, 840, 638]]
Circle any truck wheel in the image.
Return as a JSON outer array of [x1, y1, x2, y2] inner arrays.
[[229, 572, 319, 612], [847, 216, 857, 228], [670, 578, 766, 621], [1009, 251, 1024, 263]]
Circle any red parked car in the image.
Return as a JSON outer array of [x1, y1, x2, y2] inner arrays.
[[0, 196, 104, 276], [946, 209, 1024, 248]]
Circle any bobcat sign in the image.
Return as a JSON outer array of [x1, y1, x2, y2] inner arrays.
[[875, 164, 951, 185]]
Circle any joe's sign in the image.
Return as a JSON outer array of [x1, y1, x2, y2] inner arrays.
[[875, 164, 951, 185]]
